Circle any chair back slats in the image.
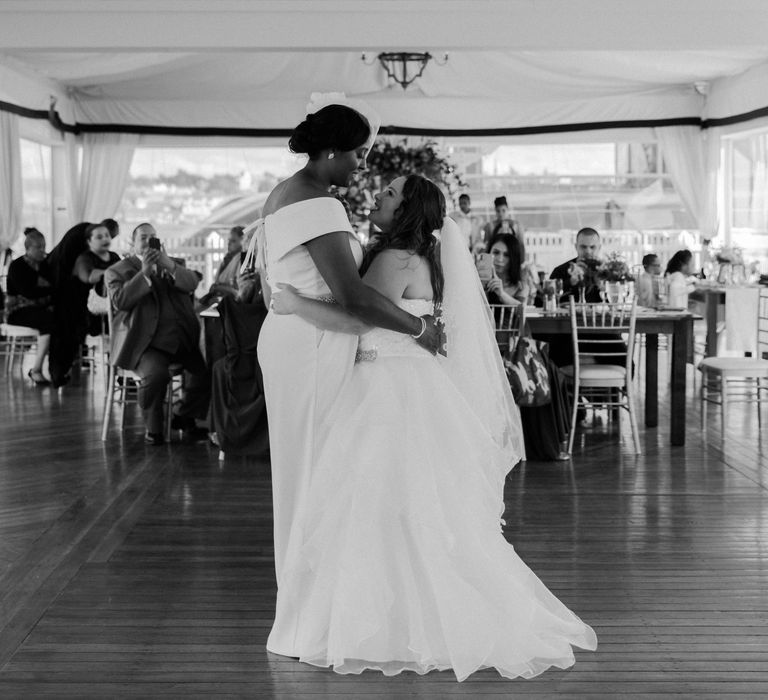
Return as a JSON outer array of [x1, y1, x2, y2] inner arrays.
[[569, 298, 637, 374], [488, 303, 525, 352]]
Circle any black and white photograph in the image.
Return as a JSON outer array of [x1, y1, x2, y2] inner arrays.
[[1, 1, 767, 697]]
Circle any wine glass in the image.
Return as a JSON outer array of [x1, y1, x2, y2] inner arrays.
[[553, 278, 564, 308]]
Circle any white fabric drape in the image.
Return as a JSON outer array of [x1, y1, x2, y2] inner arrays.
[[0, 111, 23, 251], [77, 132, 138, 222], [655, 125, 721, 240]]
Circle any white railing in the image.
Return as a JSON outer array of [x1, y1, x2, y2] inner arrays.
[[524, 229, 702, 273], [152, 226, 703, 290]]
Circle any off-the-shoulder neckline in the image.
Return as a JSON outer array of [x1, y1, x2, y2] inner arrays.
[[265, 196, 342, 219]]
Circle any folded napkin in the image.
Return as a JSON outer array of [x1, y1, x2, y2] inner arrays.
[[724, 287, 759, 353]]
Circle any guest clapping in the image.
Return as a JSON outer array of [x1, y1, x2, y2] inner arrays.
[[483, 233, 528, 305], [5, 228, 54, 385], [105, 223, 210, 445]]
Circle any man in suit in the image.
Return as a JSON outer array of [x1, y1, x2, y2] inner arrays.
[[105, 222, 209, 445]]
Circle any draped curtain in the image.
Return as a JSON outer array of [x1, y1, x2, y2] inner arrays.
[[76, 132, 138, 222], [655, 125, 720, 239], [0, 111, 23, 251]]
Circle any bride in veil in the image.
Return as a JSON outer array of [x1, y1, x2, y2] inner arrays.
[[269, 174, 597, 681]]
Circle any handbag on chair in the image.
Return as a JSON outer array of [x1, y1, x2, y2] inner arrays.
[[87, 287, 109, 315], [504, 336, 552, 407]]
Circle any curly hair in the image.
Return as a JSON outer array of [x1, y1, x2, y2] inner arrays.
[[361, 174, 446, 305], [485, 232, 523, 285]]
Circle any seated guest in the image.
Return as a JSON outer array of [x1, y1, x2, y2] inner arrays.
[[550, 227, 602, 302], [479, 196, 525, 257], [208, 266, 269, 456], [5, 228, 54, 385], [665, 249, 696, 308], [636, 253, 662, 307], [48, 217, 120, 387], [208, 225, 246, 299], [483, 232, 528, 305], [73, 223, 121, 336], [105, 223, 210, 446], [545, 228, 627, 369]]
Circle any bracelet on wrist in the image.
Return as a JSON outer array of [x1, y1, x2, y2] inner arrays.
[[411, 316, 427, 340]]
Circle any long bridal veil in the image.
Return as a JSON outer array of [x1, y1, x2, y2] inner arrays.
[[438, 217, 525, 469]]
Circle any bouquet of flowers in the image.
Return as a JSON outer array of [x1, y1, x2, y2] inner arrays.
[[567, 258, 601, 289], [596, 252, 634, 282]]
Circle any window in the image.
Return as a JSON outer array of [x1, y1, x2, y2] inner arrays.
[[727, 130, 768, 234], [458, 142, 694, 232], [20, 138, 52, 243], [115, 147, 302, 281]]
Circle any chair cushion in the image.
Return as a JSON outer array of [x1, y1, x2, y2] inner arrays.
[[698, 357, 768, 375], [0, 323, 39, 337], [561, 364, 627, 380]]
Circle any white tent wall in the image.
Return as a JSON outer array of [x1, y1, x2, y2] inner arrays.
[[0, 111, 22, 251], [2, 1, 768, 257]]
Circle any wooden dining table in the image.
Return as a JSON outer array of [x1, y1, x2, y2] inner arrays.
[[526, 307, 695, 446]]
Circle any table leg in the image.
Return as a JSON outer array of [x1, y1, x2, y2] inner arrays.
[[645, 333, 658, 428], [670, 318, 691, 446]]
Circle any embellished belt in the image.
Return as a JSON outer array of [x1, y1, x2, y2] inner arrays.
[[355, 347, 378, 363]]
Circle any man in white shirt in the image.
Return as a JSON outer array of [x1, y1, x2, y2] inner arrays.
[[450, 194, 481, 252]]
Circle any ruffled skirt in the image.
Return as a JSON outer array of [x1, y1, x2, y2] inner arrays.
[[269, 354, 597, 681]]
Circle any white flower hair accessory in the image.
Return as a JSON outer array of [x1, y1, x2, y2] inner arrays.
[[305, 91, 381, 155]]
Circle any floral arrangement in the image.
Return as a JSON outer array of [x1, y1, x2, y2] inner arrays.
[[596, 251, 634, 282], [336, 138, 466, 231], [567, 258, 601, 289], [710, 245, 743, 264]]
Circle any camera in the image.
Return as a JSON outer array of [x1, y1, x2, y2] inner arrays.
[[147, 237, 162, 251]]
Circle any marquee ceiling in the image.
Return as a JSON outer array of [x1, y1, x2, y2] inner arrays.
[[2, 1, 768, 134]]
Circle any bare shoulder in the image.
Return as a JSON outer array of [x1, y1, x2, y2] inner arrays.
[[263, 174, 332, 216], [370, 248, 422, 272]]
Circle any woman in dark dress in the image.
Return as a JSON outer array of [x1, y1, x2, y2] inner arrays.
[[73, 223, 121, 336], [48, 218, 119, 386], [5, 228, 54, 385]]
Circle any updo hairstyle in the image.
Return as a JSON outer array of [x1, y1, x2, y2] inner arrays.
[[289, 105, 370, 160]]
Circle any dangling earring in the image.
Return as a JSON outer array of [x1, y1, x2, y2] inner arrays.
[[327, 152, 335, 160]]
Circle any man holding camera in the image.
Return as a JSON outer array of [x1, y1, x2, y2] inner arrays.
[[105, 222, 209, 445]]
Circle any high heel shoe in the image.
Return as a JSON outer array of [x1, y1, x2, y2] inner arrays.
[[28, 369, 51, 386]]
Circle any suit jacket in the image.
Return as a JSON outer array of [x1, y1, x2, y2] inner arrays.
[[105, 255, 203, 371]]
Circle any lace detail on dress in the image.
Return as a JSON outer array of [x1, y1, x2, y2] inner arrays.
[[356, 298, 433, 362]]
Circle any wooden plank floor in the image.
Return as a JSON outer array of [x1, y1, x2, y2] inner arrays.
[[0, 362, 767, 698]]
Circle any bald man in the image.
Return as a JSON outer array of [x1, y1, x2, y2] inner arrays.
[[105, 223, 209, 445]]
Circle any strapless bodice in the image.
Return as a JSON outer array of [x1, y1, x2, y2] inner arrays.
[[356, 298, 434, 362]]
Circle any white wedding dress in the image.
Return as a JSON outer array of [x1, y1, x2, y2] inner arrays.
[[253, 197, 362, 625], [272, 294, 597, 681]]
